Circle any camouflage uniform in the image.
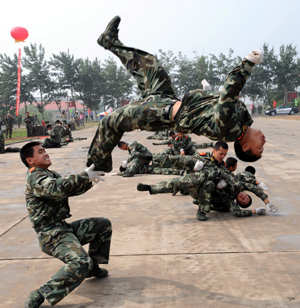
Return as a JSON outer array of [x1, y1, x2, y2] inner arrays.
[[24, 114, 33, 137], [164, 135, 197, 155], [25, 167, 112, 306], [152, 154, 197, 173], [4, 115, 14, 138], [0, 130, 4, 153], [152, 135, 176, 146], [61, 125, 73, 143], [42, 125, 65, 148], [87, 29, 255, 172], [147, 129, 169, 140], [0, 130, 20, 153], [193, 141, 214, 149], [122, 141, 152, 177]]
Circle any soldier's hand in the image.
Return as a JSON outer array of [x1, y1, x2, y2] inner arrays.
[[216, 179, 227, 189], [85, 164, 105, 183], [245, 49, 264, 64], [122, 160, 128, 168], [255, 207, 266, 215], [266, 203, 278, 213], [194, 160, 204, 171]]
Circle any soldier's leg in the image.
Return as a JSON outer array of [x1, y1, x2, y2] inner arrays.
[[87, 17, 178, 172], [70, 218, 112, 268], [37, 229, 94, 306], [122, 158, 140, 177]]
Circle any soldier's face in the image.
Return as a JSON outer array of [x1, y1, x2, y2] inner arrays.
[[212, 147, 228, 162], [119, 144, 127, 151], [236, 192, 250, 206], [26, 145, 52, 169], [245, 129, 266, 157], [177, 132, 184, 139]]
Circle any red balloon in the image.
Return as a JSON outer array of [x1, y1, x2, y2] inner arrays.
[[10, 27, 29, 41]]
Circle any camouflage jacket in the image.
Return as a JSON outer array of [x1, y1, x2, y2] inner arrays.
[[24, 115, 33, 127], [174, 59, 254, 141], [4, 116, 13, 129], [0, 130, 4, 153], [25, 167, 92, 230], [127, 141, 152, 164], [171, 135, 196, 155], [49, 125, 64, 144]]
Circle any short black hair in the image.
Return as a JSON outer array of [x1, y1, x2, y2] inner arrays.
[[234, 141, 261, 162], [245, 166, 256, 175], [55, 120, 61, 124], [169, 131, 175, 136], [46, 124, 52, 129], [226, 157, 238, 169], [20, 141, 41, 167], [237, 195, 252, 208], [214, 141, 228, 150], [117, 141, 127, 147]]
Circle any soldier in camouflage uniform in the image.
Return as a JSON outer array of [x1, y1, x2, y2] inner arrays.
[[4, 113, 14, 138], [152, 131, 177, 146], [118, 141, 152, 177], [42, 121, 67, 148], [163, 132, 197, 156], [20, 141, 111, 307], [193, 141, 214, 149], [147, 128, 169, 140], [0, 130, 20, 153], [24, 112, 33, 137], [87, 16, 265, 172]]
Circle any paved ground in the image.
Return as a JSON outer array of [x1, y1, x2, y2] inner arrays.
[[0, 116, 300, 308]]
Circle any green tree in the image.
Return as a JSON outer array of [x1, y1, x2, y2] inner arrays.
[[100, 57, 134, 110], [23, 43, 53, 119], [76, 58, 105, 111], [49, 50, 80, 110]]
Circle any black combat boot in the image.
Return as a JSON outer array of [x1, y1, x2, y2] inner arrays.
[[97, 16, 121, 49], [86, 266, 108, 279], [196, 208, 207, 221], [137, 183, 151, 192], [25, 290, 44, 308]]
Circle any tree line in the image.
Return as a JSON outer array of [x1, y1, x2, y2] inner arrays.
[[0, 42, 299, 118]]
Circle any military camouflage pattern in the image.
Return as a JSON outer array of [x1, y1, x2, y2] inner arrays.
[[152, 154, 197, 173], [211, 190, 253, 217], [122, 141, 152, 176], [87, 26, 256, 171], [147, 129, 169, 140], [236, 171, 257, 185], [193, 141, 214, 149], [61, 125, 73, 143], [4, 115, 13, 138], [163, 135, 196, 155], [152, 136, 175, 146], [0, 130, 4, 153], [42, 124, 66, 148], [24, 114, 33, 137], [25, 167, 111, 305]]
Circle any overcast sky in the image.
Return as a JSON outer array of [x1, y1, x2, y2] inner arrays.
[[1, 0, 300, 62]]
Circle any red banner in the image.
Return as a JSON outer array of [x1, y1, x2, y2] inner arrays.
[[16, 48, 21, 116], [288, 92, 297, 103]]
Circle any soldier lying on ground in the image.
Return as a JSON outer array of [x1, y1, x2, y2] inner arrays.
[[87, 16, 266, 172], [42, 120, 69, 148], [147, 128, 169, 140], [163, 132, 197, 156], [0, 130, 20, 153], [20, 141, 111, 308], [136, 164, 266, 221], [152, 131, 177, 146]]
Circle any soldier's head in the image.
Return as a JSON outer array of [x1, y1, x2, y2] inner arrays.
[[169, 131, 176, 139], [245, 165, 256, 175], [118, 141, 128, 151], [20, 141, 51, 169], [46, 124, 52, 130], [177, 132, 184, 139], [55, 120, 62, 126], [212, 142, 228, 162], [236, 191, 252, 208], [26, 112, 29, 116], [225, 157, 238, 172], [234, 127, 265, 162]]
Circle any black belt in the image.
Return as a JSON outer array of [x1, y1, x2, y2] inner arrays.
[[164, 104, 173, 120]]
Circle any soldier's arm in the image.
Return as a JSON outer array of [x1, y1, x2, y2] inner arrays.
[[241, 182, 269, 203], [29, 170, 92, 199], [229, 200, 253, 217]]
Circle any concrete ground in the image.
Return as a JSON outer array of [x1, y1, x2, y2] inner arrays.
[[0, 116, 300, 308]]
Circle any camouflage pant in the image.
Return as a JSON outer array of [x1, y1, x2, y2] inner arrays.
[[37, 218, 112, 306], [26, 125, 33, 137], [0, 131, 4, 153], [149, 172, 216, 213], [123, 157, 151, 176], [194, 142, 214, 149], [152, 154, 196, 173], [5, 127, 12, 138], [42, 137, 61, 148]]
